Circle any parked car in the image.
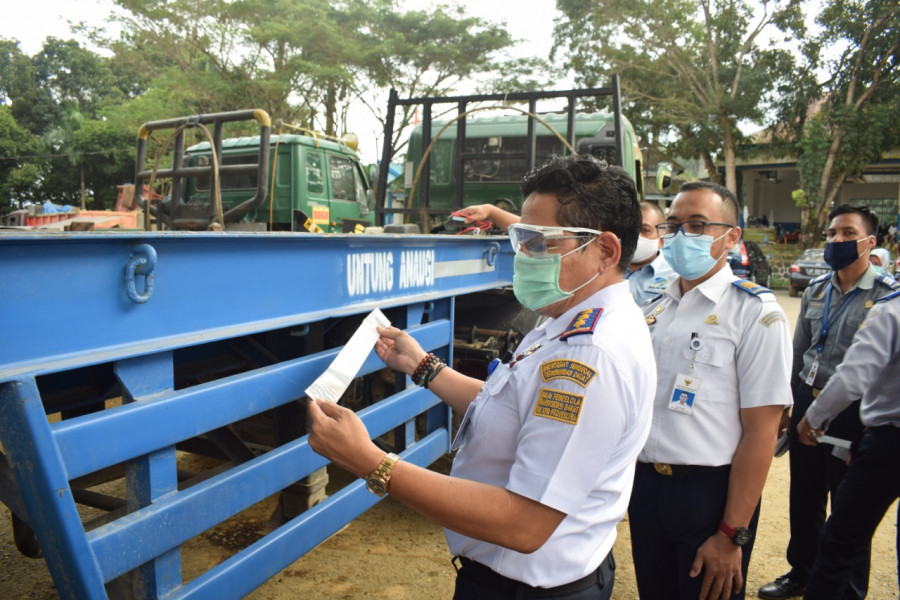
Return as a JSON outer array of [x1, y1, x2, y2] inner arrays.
[[789, 248, 830, 296], [728, 240, 771, 287]]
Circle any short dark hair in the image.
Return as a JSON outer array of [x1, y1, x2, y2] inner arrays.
[[828, 204, 879, 236], [521, 155, 641, 270], [640, 201, 666, 224], [678, 181, 739, 226]]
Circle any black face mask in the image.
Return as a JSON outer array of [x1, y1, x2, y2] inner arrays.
[[824, 239, 864, 271]]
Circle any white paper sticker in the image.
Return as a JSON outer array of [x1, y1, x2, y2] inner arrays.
[[305, 308, 391, 403]]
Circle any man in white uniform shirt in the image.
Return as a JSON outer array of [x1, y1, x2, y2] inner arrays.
[[308, 155, 655, 599], [629, 181, 793, 600]]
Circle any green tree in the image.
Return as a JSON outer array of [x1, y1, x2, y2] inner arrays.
[[0, 37, 141, 208], [353, 1, 517, 158], [553, 0, 804, 195], [791, 0, 900, 246], [103, 0, 516, 151], [0, 106, 45, 213]]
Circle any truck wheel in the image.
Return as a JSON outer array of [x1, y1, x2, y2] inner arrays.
[[789, 287, 799, 297]]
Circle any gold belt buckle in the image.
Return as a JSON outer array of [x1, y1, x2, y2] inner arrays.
[[653, 463, 673, 476], [812, 388, 820, 398]]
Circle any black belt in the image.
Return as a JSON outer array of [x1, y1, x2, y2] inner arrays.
[[639, 461, 730, 477], [453, 554, 613, 598]]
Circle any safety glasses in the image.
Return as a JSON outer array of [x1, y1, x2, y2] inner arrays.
[[507, 223, 603, 257]]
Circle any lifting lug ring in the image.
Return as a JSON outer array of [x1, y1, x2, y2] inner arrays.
[[485, 242, 500, 267], [125, 243, 157, 304]]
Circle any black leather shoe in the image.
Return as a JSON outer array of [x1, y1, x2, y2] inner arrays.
[[758, 574, 807, 599]]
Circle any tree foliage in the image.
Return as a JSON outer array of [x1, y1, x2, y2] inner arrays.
[[790, 0, 900, 246], [553, 0, 805, 194], [0, 0, 518, 212], [0, 106, 45, 211]]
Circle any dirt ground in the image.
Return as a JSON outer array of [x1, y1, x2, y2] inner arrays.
[[1, 291, 898, 599]]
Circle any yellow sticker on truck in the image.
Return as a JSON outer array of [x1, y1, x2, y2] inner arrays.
[[311, 205, 330, 224]]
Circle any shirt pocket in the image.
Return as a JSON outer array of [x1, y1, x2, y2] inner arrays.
[[803, 303, 824, 329], [465, 365, 517, 443], [682, 338, 734, 368]]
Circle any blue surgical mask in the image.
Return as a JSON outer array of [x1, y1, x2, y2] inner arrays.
[[513, 240, 598, 310], [662, 230, 731, 281]]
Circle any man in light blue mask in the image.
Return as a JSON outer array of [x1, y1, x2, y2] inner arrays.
[[630, 181, 793, 600], [308, 155, 655, 600]]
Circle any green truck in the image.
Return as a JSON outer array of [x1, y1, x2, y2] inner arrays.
[[378, 79, 644, 232], [134, 109, 375, 233]]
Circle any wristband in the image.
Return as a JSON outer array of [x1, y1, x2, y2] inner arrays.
[[412, 353, 442, 387]]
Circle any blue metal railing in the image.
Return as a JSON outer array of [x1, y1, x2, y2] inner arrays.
[[0, 231, 513, 600]]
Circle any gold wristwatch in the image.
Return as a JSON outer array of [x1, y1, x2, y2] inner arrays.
[[365, 453, 400, 496]]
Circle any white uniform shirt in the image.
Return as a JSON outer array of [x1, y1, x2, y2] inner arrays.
[[446, 281, 655, 587], [806, 293, 900, 430], [639, 265, 793, 466]]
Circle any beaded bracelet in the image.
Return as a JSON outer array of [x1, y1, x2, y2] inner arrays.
[[412, 353, 443, 387], [423, 362, 446, 389]]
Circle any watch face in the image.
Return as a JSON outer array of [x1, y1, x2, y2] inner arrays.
[[734, 528, 753, 546], [366, 477, 387, 496]]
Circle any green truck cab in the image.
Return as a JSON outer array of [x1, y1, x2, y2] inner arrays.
[[185, 133, 374, 233], [134, 109, 374, 232]]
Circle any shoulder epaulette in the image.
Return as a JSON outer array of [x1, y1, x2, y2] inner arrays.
[[810, 272, 832, 286], [560, 308, 603, 341], [875, 290, 900, 304], [731, 279, 773, 297], [875, 273, 900, 291]]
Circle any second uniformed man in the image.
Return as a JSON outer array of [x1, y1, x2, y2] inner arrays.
[[630, 181, 793, 600]]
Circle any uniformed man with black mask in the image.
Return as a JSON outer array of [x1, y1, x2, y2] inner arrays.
[[759, 204, 900, 600]]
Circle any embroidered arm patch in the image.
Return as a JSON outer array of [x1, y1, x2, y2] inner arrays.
[[533, 388, 584, 425], [540, 359, 597, 387]]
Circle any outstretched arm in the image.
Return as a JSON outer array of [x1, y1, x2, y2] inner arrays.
[[306, 398, 565, 553], [455, 204, 521, 231]]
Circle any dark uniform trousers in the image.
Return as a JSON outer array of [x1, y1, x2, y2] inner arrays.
[[787, 383, 869, 592], [452, 553, 615, 600], [629, 461, 760, 600], [803, 426, 900, 600]]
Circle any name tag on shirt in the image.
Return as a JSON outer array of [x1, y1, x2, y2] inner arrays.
[[669, 372, 701, 415]]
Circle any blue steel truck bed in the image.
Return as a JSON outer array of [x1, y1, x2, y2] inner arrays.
[[0, 230, 512, 600]]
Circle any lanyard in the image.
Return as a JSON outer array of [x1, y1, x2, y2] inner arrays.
[[817, 284, 859, 353]]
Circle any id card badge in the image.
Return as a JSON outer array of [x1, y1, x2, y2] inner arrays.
[[669, 372, 701, 415], [451, 401, 475, 452], [804, 356, 820, 387]]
